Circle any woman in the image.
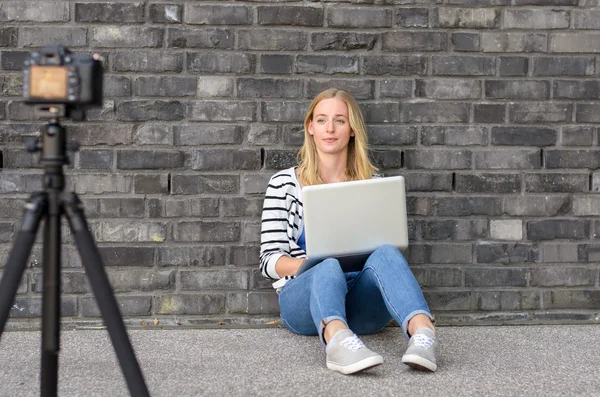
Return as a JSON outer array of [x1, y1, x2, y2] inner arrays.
[[259, 88, 437, 375]]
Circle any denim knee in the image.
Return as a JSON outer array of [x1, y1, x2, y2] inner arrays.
[[310, 258, 345, 280]]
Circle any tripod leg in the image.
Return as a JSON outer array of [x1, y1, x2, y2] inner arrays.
[[0, 194, 47, 338], [63, 193, 150, 397]]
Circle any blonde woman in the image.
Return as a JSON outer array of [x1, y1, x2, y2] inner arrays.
[[260, 89, 437, 375]]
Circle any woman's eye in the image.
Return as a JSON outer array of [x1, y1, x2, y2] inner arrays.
[[317, 119, 326, 123], [335, 119, 345, 124]]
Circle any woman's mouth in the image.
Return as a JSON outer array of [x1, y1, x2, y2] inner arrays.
[[324, 138, 337, 143]]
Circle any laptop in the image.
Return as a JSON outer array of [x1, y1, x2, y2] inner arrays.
[[295, 176, 408, 276]]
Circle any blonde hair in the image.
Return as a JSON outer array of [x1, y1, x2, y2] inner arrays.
[[297, 88, 378, 186]]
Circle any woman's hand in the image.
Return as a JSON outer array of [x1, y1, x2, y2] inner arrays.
[[275, 256, 305, 278]]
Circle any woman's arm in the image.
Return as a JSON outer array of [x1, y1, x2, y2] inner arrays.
[[275, 256, 304, 278]]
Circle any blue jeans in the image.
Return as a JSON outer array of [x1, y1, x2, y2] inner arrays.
[[278, 244, 432, 344]]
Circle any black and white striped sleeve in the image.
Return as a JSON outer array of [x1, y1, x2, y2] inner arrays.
[[259, 173, 294, 280]]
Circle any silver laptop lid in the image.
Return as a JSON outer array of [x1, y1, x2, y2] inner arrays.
[[302, 176, 408, 259]]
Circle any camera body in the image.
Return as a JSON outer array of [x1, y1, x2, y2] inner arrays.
[[23, 45, 103, 110]]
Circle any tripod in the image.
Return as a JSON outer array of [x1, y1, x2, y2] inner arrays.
[[0, 118, 150, 397]]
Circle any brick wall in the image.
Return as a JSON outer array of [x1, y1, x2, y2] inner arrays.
[[1, 0, 600, 328]]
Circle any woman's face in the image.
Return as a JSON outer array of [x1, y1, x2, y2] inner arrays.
[[308, 97, 354, 157]]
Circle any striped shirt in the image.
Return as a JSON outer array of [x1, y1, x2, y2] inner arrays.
[[259, 166, 306, 281]]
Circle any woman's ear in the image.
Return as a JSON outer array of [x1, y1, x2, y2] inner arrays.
[[308, 120, 314, 136]]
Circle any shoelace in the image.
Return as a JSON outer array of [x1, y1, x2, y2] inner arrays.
[[413, 333, 434, 349], [340, 335, 365, 351]]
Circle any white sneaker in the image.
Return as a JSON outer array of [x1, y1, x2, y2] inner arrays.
[[325, 329, 383, 375]]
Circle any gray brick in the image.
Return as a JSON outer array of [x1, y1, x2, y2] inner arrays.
[[554, 81, 600, 100], [474, 104, 505, 124], [534, 57, 595, 76], [237, 78, 302, 99], [466, 268, 528, 287], [573, 9, 600, 29], [103, 76, 131, 97], [260, 54, 293, 74], [2, 148, 38, 168], [19, 27, 86, 47], [446, 0, 510, 5], [433, 196, 501, 216], [238, 29, 306, 51], [434, 8, 499, 28], [491, 127, 557, 146], [117, 101, 185, 122], [485, 81, 550, 100], [83, 198, 145, 219], [424, 291, 471, 312], [6, 101, 35, 121], [311, 32, 376, 51], [117, 150, 182, 170], [504, 9, 569, 30], [327, 7, 392, 28], [113, 51, 183, 72], [500, 57, 528, 76], [503, 195, 571, 217], [456, 173, 521, 194], [404, 172, 453, 192], [475, 150, 541, 170], [541, 243, 578, 263], [406, 243, 472, 264], [262, 101, 308, 122], [550, 33, 600, 53], [148, 198, 219, 218], [134, 174, 169, 194], [0, 28, 17, 47], [10, 297, 76, 318], [190, 101, 256, 121], [481, 33, 547, 53], [108, 270, 174, 292], [133, 77, 196, 97], [150, 4, 182, 24], [0, 173, 42, 193], [83, 100, 112, 122], [71, 174, 132, 194], [476, 244, 538, 264], [95, 220, 167, 243], [0, 222, 14, 242], [0, 51, 27, 70], [577, 244, 600, 262], [360, 102, 401, 123], [134, 125, 173, 146], [421, 126, 487, 146], [99, 246, 154, 267], [185, 5, 251, 25], [545, 150, 600, 169], [79, 150, 112, 170], [421, 220, 487, 241], [432, 56, 495, 76], [174, 125, 244, 146], [405, 149, 472, 170], [228, 292, 279, 315], [75, 2, 144, 22], [0, 74, 21, 96], [493, 219, 525, 241], [368, 126, 417, 145], [397, 8, 429, 28], [197, 77, 234, 98], [371, 150, 402, 170], [155, 294, 225, 315], [416, 79, 481, 100], [412, 267, 462, 288], [514, 0, 577, 4], [451, 33, 480, 52], [307, 79, 374, 100], [524, 173, 589, 193], [0, 1, 69, 22], [402, 102, 470, 123], [543, 290, 600, 309], [181, 270, 249, 290], [221, 198, 263, 217], [171, 174, 239, 195], [593, 173, 600, 192], [251, 268, 273, 290], [572, 196, 600, 216], [91, 27, 162, 48], [157, 246, 226, 267], [382, 32, 446, 52], [167, 28, 233, 49], [296, 55, 358, 75], [476, 291, 539, 311], [191, 149, 261, 171], [379, 79, 413, 98], [577, 104, 600, 123], [248, 124, 279, 146], [562, 126, 595, 147], [528, 220, 590, 240], [172, 221, 240, 242], [242, 173, 271, 195], [230, 245, 260, 267], [363, 56, 427, 76], [258, 6, 323, 26], [0, 124, 39, 145], [264, 149, 297, 170], [187, 53, 255, 74]]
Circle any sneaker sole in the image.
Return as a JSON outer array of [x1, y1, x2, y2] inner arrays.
[[327, 355, 384, 375], [402, 354, 437, 372]]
